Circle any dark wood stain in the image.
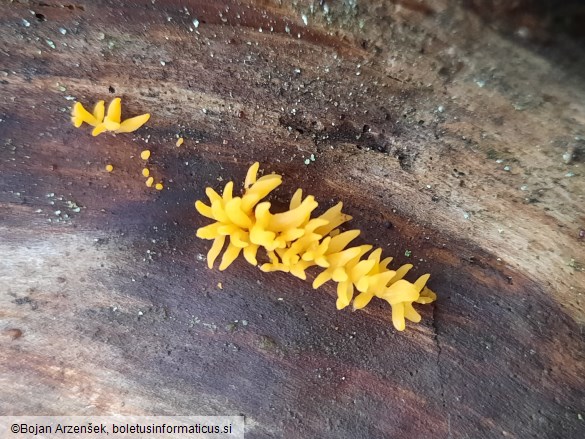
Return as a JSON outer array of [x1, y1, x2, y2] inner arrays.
[[0, 1, 584, 438]]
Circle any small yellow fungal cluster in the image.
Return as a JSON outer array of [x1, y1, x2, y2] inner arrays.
[[72, 95, 166, 189], [71, 98, 150, 136], [140, 149, 163, 190], [195, 163, 437, 331]]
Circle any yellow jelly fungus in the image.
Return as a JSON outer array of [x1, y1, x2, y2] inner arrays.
[[140, 150, 151, 160], [142, 168, 150, 177], [195, 162, 437, 331], [103, 97, 122, 131], [91, 124, 108, 137], [71, 102, 98, 127], [116, 114, 151, 133], [71, 98, 150, 136], [93, 100, 105, 122], [155, 183, 164, 191], [105, 164, 114, 172], [146, 176, 154, 188], [176, 137, 184, 147]]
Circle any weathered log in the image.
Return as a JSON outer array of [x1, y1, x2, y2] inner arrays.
[[1, 1, 584, 438]]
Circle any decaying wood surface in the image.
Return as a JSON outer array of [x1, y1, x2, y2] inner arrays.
[[1, 1, 584, 438]]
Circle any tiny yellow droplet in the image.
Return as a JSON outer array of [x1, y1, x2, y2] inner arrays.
[[176, 137, 184, 147], [140, 150, 151, 160], [146, 176, 154, 187], [217, 282, 223, 290], [105, 164, 114, 172], [155, 183, 163, 191], [142, 168, 150, 177]]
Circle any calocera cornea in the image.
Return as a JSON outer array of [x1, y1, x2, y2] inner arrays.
[[195, 162, 436, 331], [139, 150, 163, 190], [72, 97, 164, 190], [71, 98, 150, 136]]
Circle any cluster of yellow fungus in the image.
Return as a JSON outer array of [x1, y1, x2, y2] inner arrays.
[[195, 163, 436, 331], [140, 149, 163, 191], [72, 96, 166, 191], [71, 98, 150, 136]]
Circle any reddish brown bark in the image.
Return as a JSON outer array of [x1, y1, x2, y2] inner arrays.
[[1, 1, 584, 438]]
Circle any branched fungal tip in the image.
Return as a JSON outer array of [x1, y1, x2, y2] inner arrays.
[[71, 98, 150, 136]]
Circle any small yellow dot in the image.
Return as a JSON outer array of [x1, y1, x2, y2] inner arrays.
[[155, 183, 164, 191], [140, 150, 151, 160], [105, 164, 114, 172], [146, 176, 154, 187], [142, 168, 150, 177], [175, 137, 184, 147]]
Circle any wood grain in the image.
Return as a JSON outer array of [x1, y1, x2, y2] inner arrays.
[[1, 1, 584, 438]]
